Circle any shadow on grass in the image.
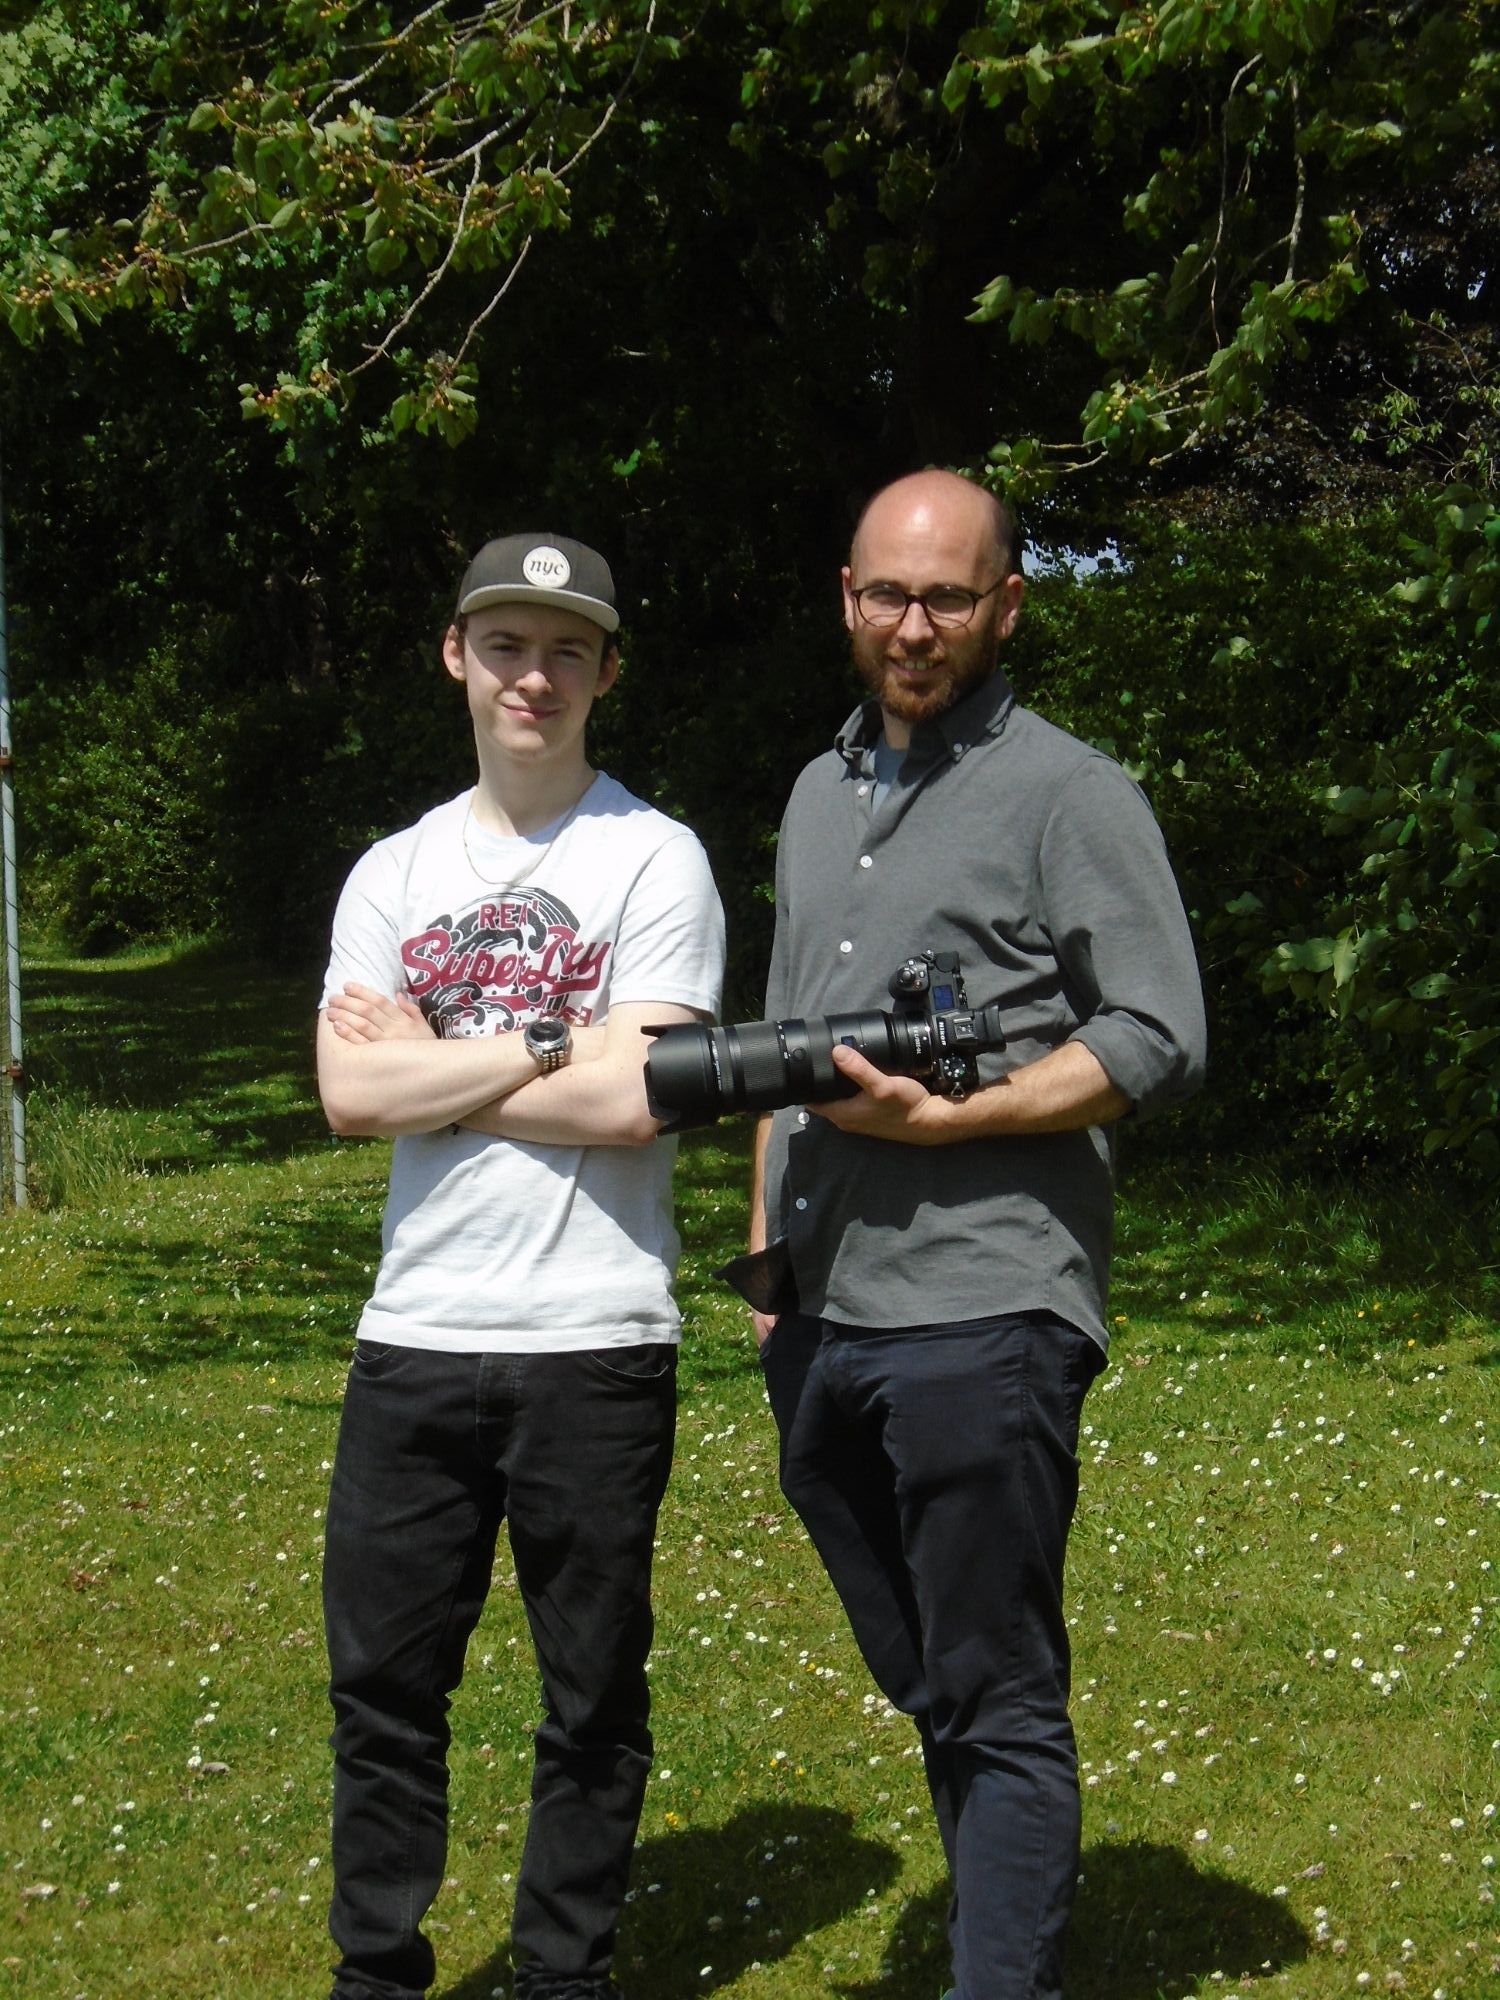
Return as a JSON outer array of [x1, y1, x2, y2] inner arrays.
[[837, 1838, 1308, 2000], [1110, 1155, 1500, 1354], [0, 1131, 757, 1392], [437, 1802, 897, 2000], [24, 943, 327, 1169], [0, 1161, 381, 1384]]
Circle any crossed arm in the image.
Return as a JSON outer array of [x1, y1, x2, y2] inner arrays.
[[316, 983, 701, 1147]]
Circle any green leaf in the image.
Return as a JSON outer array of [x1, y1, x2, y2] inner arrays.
[[1326, 784, 1372, 820], [1409, 972, 1454, 1001], [1276, 938, 1337, 974], [940, 59, 975, 114], [366, 235, 405, 276]]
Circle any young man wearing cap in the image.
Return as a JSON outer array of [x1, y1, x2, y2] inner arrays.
[[316, 534, 726, 2000]]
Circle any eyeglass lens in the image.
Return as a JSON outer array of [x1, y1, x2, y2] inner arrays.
[[855, 585, 987, 628]]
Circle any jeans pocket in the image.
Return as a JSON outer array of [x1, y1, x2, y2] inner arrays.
[[585, 1342, 678, 1385], [349, 1338, 411, 1379]]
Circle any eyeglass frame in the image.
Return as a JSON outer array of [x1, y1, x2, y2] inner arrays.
[[848, 576, 1010, 630]]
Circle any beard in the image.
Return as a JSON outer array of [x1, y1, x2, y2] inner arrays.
[[851, 628, 998, 727]]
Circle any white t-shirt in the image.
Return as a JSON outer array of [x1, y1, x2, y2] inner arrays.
[[322, 775, 726, 1353]]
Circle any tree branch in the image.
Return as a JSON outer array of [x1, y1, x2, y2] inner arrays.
[[1285, 72, 1306, 285], [313, 0, 460, 112], [450, 229, 535, 365], [1211, 53, 1263, 346], [348, 144, 489, 374], [169, 221, 275, 262], [554, 0, 657, 182], [311, 0, 579, 115]]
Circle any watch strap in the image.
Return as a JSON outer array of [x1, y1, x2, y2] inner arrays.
[[524, 1018, 572, 1074]]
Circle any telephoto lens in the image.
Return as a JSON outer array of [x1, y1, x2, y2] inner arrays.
[[643, 1009, 921, 1131]]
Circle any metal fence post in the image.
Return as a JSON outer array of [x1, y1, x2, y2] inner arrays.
[[0, 441, 27, 1208]]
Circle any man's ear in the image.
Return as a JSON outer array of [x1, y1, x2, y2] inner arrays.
[[595, 644, 622, 695], [996, 575, 1026, 643], [441, 623, 468, 684], [840, 565, 857, 633]]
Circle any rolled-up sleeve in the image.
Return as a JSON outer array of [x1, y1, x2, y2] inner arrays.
[[1040, 756, 1207, 1120]]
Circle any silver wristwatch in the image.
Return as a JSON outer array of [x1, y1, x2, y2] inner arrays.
[[523, 1016, 572, 1074]]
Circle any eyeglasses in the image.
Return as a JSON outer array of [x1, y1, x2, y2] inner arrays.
[[849, 578, 1007, 630]]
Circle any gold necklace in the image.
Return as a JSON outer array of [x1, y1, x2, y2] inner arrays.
[[459, 785, 588, 892]]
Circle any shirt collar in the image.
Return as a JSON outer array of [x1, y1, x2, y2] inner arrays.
[[833, 665, 1017, 770]]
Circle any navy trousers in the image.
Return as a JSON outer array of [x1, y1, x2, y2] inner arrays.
[[761, 1310, 1102, 2000], [322, 1339, 676, 2000]]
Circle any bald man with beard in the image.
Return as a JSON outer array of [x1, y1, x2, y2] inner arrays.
[[748, 471, 1207, 2000]]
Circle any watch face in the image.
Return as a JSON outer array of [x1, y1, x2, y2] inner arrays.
[[525, 1017, 571, 1070]]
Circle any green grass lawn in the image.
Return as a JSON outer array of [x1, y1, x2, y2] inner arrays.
[[1, 948, 1496, 2000]]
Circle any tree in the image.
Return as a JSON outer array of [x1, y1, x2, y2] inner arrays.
[[735, 0, 1499, 516], [1224, 493, 1500, 1170], [3, 0, 1497, 1168], [3, 0, 669, 440], [8, 3, 1497, 493]]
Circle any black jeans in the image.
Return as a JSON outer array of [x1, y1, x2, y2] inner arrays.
[[761, 1310, 1102, 2000], [322, 1339, 677, 2000]]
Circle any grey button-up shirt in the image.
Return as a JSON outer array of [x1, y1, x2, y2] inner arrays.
[[762, 667, 1207, 1351]]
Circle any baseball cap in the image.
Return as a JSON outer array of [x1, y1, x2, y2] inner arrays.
[[454, 533, 619, 634]]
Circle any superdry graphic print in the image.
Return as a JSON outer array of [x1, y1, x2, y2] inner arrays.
[[400, 890, 610, 1037]]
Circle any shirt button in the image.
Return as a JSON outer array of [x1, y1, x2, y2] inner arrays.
[[953, 743, 967, 760], [856, 783, 870, 797], [859, 855, 873, 869], [838, 940, 853, 954], [794, 1196, 809, 1211], [797, 1111, 810, 1126]]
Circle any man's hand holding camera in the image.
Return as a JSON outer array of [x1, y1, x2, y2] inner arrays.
[[815, 1036, 1129, 1143], [808, 1044, 956, 1144]]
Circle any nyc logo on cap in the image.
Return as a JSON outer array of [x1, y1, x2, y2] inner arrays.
[[522, 545, 572, 587]]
